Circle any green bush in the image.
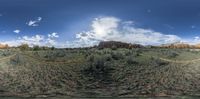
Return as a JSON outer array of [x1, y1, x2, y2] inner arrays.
[[126, 56, 138, 65], [33, 45, 40, 51], [18, 44, 29, 51], [111, 52, 124, 60], [84, 55, 113, 82]]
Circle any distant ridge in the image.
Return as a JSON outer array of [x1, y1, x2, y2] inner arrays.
[[0, 43, 9, 49], [98, 41, 143, 49], [98, 41, 200, 49]]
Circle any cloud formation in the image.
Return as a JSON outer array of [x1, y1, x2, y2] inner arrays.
[[2, 33, 59, 47], [3, 16, 197, 48], [66, 16, 181, 47], [13, 30, 20, 34], [27, 17, 42, 26]]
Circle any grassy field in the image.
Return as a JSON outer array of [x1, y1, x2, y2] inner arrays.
[[0, 48, 200, 98]]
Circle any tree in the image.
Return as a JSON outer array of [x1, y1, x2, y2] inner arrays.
[[19, 44, 29, 51], [51, 46, 55, 50], [33, 45, 40, 51]]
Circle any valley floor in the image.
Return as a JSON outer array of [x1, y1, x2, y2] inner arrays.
[[0, 48, 200, 98]]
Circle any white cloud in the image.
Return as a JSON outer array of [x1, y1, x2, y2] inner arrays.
[[2, 16, 194, 48], [1, 33, 60, 47], [194, 36, 199, 41], [17, 35, 45, 46], [48, 32, 59, 38], [27, 17, 42, 26], [13, 30, 20, 34], [65, 16, 181, 47], [46, 32, 59, 46]]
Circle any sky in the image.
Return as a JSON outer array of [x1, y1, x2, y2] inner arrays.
[[1, 0, 200, 47]]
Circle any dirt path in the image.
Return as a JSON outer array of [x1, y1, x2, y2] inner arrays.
[[158, 57, 200, 63], [141, 54, 200, 64], [0, 54, 16, 62]]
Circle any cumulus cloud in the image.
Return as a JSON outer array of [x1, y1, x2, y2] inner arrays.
[[46, 32, 59, 46], [48, 32, 59, 38], [27, 17, 42, 26], [66, 16, 181, 47], [2, 33, 60, 47], [194, 36, 199, 41], [13, 30, 20, 34]]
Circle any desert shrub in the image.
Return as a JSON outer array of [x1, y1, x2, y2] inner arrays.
[[125, 51, 132, 56], [55, 50, 66, 57], [103, 54, 112, 61], [84, 55, 113, 82], [126, 56, 138, 65], [111, 52, 124, 60], [51, 46, 55, 50], [43, 52, 56, 61], [153, 58, 169, 66], [111, 45, 117, 50], [33, 45, 40, 51], [102, 48, 112, 54], [87, 55, 95, 62], [167, 51, 179, 58]]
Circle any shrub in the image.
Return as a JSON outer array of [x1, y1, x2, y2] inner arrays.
[[55, 50, 66, 57], [33, 45, 40, 51], [111, 52, 124, 60], [51, 46, 55, 50], [167, 51, 179, 58], [154, 58, 169, 66], [103, 54, 112, 61], [84, 55, 113, 82], [126, 56, 138, 65], [111, 45, 117, 50]]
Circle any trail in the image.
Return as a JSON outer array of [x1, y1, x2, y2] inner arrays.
[[0, 54, 16, 62], [141, 53, 200, 64]]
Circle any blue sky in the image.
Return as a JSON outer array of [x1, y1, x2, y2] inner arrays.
[[1, 0, 200, 47]]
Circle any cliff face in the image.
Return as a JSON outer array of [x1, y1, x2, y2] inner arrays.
[[98, 41, 143, 49]]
